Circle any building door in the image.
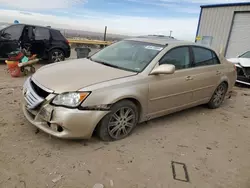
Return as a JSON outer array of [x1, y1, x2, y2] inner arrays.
[[226, 12, 250, 58]]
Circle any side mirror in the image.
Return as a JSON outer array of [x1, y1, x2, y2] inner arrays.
[[150, 64, 175, 75]]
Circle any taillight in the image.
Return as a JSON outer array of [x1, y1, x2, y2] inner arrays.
[[66, 40, 69, 44]]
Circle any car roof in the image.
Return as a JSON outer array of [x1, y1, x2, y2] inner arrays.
[[10, 23, 58, 31], [125, 35, 219, 53], [125, 35, 193, 46]]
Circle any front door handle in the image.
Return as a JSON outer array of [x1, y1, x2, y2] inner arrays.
[[186, 76, 193, 81], [216, 71, 221, 75]]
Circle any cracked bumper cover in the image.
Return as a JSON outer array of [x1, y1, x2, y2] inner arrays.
[[23, 103, 109, 139]]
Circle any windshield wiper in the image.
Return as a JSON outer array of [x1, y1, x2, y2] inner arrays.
[[90, 58, 121, 69], [89, 58, 139, 73]]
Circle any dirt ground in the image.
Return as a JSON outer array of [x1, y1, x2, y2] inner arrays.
[[0, 63, 250, 188]]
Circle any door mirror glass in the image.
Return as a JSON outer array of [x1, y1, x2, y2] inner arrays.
[[150, 64, 175, 75]]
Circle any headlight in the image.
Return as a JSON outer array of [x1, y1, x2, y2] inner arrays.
[[52, 92, 90, 108]]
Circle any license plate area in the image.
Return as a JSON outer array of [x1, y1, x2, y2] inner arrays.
[[39, 106, 54, 122]]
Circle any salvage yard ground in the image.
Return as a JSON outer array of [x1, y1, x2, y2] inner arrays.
[[0, 58, 250, 188]]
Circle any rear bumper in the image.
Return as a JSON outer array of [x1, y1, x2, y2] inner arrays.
[[65, 48, 71, 58], [23, 103, 108, 139]]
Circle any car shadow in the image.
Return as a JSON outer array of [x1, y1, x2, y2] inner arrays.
[[29, 100, 234, 148], [134, 105, 209, 132]]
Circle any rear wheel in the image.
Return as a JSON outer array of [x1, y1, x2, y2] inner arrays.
[[30, 66, 36, 73], [96, 100, 139, 141], [208, 82, 228, 109], [49, 49, 65, 63]]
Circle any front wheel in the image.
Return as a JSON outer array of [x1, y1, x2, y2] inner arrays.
[[208, 82, 228, 109], [49, 49, 65, 63], [96, 100, 139, 141]]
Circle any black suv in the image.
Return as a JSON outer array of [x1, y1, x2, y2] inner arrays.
[[0, 24, 71, 62]]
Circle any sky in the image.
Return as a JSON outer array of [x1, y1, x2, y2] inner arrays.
[[0, 0, 249, 41]]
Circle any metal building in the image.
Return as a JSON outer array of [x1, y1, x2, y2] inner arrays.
[[196, 2, 250, 58]]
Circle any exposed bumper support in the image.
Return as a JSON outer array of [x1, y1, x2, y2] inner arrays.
[[236, 80, 250, 86]]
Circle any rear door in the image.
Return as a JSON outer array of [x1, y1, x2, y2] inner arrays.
[[30, 27, 51, 58], [0, 24, 24, 58], [190, 46, 222, 102]]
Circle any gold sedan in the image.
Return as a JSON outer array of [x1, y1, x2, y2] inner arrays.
[[22, 36, 237, 141]]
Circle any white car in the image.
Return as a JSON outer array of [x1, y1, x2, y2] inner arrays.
[[228, 51, 250, 86]]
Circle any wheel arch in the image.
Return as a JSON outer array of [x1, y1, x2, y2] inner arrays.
[[111, 97, 143, 122], [217, 76, 229, 91], [47, 47, 66, 56], [92, 96, 144, 139]]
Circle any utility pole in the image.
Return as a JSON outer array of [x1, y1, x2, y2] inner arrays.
[[170, 30, 173, 37], [104, 26, 107, 41]]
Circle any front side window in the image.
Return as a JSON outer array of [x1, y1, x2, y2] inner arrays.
[[0, 25, 24, 40], [193, 47, 219, 67], [159, 47, 191, 70], [34, 27, 50, 40], [239, 51, 250, 58], [90, 40, 164, 72]]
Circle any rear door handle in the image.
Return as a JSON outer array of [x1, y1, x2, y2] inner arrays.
[[186, 76, 193, 81], [216, 71, 221, 75]]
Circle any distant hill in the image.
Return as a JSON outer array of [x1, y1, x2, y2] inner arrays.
[[0, 22, 129, 41], [59, 28, 129, 41]]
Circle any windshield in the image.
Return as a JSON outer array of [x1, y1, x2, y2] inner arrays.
[[239, 51, 250, 58], [90, 40, 164, 72]]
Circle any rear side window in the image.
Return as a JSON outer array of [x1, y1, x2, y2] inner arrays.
[[212, 51, 220, 64], [192, 47, 220, 67], [34, 27, 50, 40], [51, 30, 65, 40], [1, 25, 24, 40]]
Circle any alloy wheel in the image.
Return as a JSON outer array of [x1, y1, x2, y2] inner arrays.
[[212, 84, 226, 106], [52, 51, 64, 62], [108, 107, 136, 139]]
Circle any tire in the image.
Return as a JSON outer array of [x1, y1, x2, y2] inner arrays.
[[23, 68, 29, 76], [96, 100, 139, 141], [48, 49, 65, 63], [30, 66, 36, 73], [208, 82, 228, 109]]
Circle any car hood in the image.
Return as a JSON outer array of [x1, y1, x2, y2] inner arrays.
[[227, 58, 250, 67], [32, 58, 137, 93]]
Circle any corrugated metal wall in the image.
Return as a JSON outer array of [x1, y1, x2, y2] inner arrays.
[[197, 5, 250, 54]]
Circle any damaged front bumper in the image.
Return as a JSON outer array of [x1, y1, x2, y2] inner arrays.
[[23, 103, 108, 139], [22, 77, 109, 139], [235, 65, 250, 86]]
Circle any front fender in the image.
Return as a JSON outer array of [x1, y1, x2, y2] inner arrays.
[[81, 83, 149, 122]]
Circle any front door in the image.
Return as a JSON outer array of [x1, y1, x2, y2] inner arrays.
[[148, 46, 194, 119], [0, 24, 24, 58]]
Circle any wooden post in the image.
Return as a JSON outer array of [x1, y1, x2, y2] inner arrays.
[[104, 26, 107, 41]]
